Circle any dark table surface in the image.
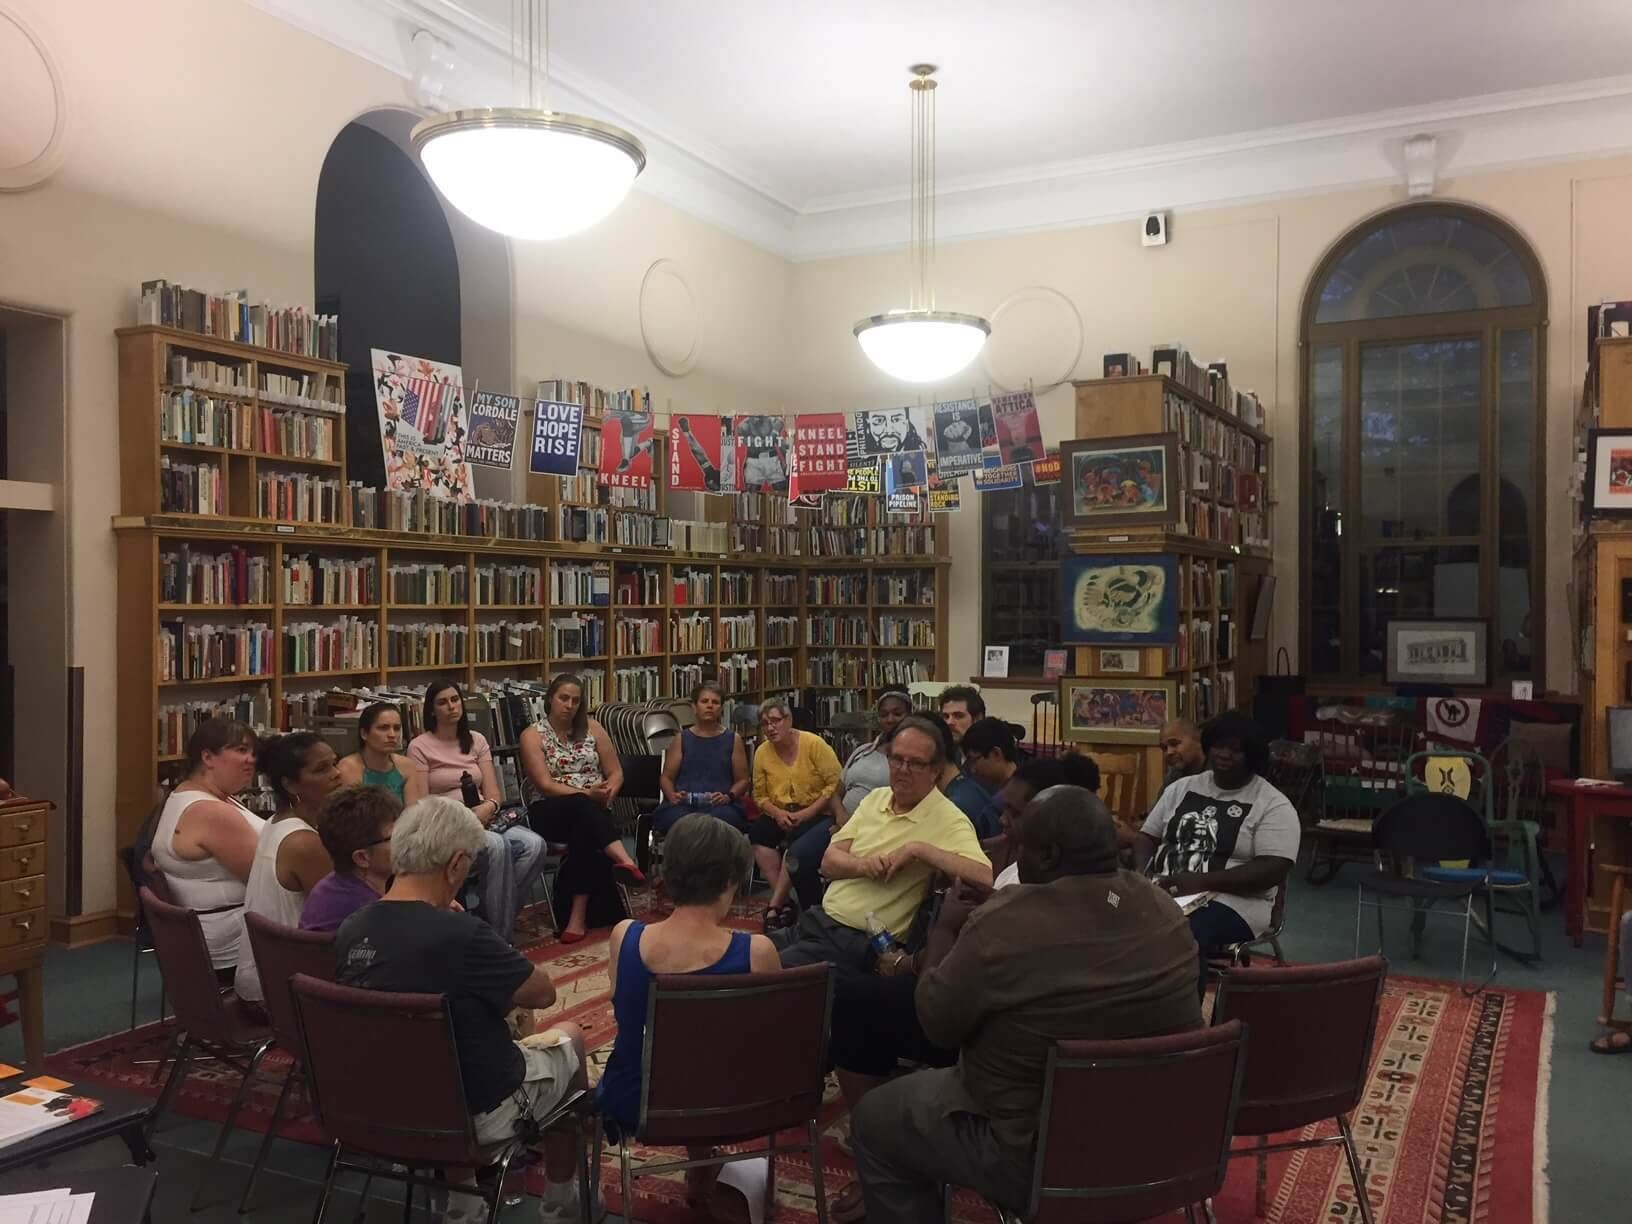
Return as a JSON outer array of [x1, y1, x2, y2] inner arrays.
[[0, 1069, 154, 1175], [0, 1164, 157, 1223]]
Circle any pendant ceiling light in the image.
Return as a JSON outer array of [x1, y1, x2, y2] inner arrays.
[[854, 65, 990, 383], [411, 0, 645, 240]]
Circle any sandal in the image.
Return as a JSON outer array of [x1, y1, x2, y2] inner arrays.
[[831, 1180, 866, 1223], [1590, 1030, 1632, 1054], [613, 861, 647, 887]]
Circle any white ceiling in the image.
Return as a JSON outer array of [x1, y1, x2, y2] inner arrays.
[[252, 0, 1632, 256]]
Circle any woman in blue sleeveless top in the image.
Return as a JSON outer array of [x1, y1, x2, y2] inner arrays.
[[652, 682, 749, 834], [598, 813, 779, 1191]]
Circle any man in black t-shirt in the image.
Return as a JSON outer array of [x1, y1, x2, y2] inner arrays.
[[337, 796, 586, 1222]]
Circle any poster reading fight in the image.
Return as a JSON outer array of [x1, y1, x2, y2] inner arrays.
[[599, 402, 656, 488], [788, 412, 850, 500], [732, 415, 790, 493], [465, 391, 520, 468], [370, 349, 474, 500], [670, 414, 727, 492], [528, 399, 584, 477]]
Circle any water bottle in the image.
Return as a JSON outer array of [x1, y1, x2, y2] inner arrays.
[[866, 911, 898, 958], [460, 771, 481, 808]]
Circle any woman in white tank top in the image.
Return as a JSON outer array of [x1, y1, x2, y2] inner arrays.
[[234, 733, 340, 1004], [149, 720, 268, 971]]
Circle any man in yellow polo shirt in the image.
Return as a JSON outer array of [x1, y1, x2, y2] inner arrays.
[[775, 716, 991, 977]]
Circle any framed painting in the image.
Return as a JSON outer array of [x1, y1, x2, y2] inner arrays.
[[1060, 678, 1175, 744], [1384, 618, 1489, 687], [1584, 428, 1632, 519], [1096, 647, 1143, 674], [1060, 433, 1180, 529], [1061, 553, 1180, 644]]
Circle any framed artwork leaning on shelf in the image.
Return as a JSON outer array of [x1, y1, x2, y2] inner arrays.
[[1060, 433, 1180, 529], [1096, 647, 1143, 675], [1584, 428, 1632, 519], [1060, 677, 1174, 744], [1384, 618, 1489, 688], [1060, 553, 1180, 644]]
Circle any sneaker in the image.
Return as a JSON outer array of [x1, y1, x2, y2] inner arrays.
[[537, 1179, 581, 1223]]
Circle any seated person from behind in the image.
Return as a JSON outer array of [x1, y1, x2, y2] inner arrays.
[[775, 716, 991, 979], [983, 753, 1101, 889], [336, 796, 587, 1218], [945, 718, 1019, 838], [1159, 717, 1206, 794], [300, 784, 400, 932], [1137, 710, 1300, 989], [650, 682, 749, 834], [749, 699, 843, 931], [851, 784, 1202, 1223], [598, 814, 780, 1201]]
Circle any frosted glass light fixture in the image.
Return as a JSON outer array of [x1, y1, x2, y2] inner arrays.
[[411, 0, 645, 240], [854, 66, 990, 383]]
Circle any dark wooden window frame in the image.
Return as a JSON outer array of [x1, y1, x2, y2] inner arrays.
[[979, 482, 1063, 681], [1299, 201, 1548, 683]]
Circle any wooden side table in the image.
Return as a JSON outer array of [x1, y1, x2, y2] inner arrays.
[[0, 798, 50, 1064], [1547, 779, 1632, 946]]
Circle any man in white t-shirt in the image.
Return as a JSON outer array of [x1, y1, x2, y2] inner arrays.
[[1136, 710, 1300, 994]]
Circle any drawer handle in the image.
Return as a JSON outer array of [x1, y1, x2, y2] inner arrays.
[[13, 820, 29, 836], [13, 885, 30, 901], [13, 916, 32, 934], [14, 853, 32, 870]]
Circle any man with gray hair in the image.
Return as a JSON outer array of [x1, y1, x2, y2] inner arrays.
[[774, 715, 990, 979], [850, 785, 1201, 1222], [336, 796, 588, 1221]]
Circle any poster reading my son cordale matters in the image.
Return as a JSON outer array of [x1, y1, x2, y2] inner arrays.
[[371, 349, 474, 499], [465, 391, 520, 468]]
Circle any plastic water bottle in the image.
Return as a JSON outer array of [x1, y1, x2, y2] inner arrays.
[[866, 911, 898, 958], [460, 771, 481, 808]]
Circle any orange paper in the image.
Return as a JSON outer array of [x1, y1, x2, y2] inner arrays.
[[0, 1064, 22, 1080], [23, 1075, 70, 1092]]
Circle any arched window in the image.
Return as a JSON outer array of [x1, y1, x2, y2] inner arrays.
[[1301, 204, 1546, 683]]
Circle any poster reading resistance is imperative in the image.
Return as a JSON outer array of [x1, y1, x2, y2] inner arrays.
[[528, 399, 584, 477], [371, 349, 474, 500]]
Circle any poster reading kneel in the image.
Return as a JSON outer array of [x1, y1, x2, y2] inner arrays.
[[371, 349, 474, 499], [599, 404, 656, 488]]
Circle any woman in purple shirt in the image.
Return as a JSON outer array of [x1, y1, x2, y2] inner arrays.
[[300, 785, 400, 932]]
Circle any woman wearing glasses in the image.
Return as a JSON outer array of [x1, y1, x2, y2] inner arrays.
[[300, 784, 402, 932], [747, 698, 841, 931]]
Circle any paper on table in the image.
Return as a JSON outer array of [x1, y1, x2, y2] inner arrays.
[[0, 1187, 75, 1224]]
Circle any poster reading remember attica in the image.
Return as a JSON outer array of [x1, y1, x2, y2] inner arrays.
[[370, 349, 474, 500]]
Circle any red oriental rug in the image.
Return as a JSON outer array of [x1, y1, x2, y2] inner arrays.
[[46, 912, 1552, 1224]]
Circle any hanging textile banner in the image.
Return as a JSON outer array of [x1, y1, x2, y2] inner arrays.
[[599, 398, 655, 488], [371, 349, 474, 500], [669, 413, 726, 492], [932, 398, 997, 476], [991, 389, 1046, 465], [465, 391, 520, 468], [732, 414, 790, 493], [973, 462, 1024, 492], [855, 404, 934, 458], [528, 399, 584, 477], [789, 412, 851, 500], [1030, 450, 1062, 485], [885, 449, 929, 512], [926, 455, 962, 513]]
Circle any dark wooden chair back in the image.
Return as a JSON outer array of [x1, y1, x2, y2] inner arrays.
[[140, 885, 239, 1044], [290, 973, 482, 1168], [139, 851, 176, 906], [638, 963, 832, 1147], [1212, 956, 1386, 1135], [1029, 1021, 1247, 1223], [243, 913, 335, 1057]]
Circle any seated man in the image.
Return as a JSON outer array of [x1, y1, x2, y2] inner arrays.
[[944, 717, 1017, 838], [336, 796, 587, 1223], [1137, 710, 1301, 990], [936, 684, 985, 753], [775, 716, 991, 980], [1159, 717, 1206, 795], [300, 784, 400, 932], [851, 784, 1202, 1222]]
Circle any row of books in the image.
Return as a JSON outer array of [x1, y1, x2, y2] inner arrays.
[[346, 486, 551, 541], [874, 573, 936, 606], [613, 617, 662, 656], [808, 650, 867, 687], [472, 564, 542, 606], [809, 691, 864, 721], [806, 614, 869, 647], [161, 545, 270, 605], [1163, 391, 1267, 470], [732, 523, 802, 556], [672, 614, 714, 653], [536, 378, 647, 421], [766, 616, 797, 648], [719, 614, 756, 650], [157, 691, 274, 756], [474, 620, 545, 662], [387, 563, 468, 606], [719, 653, 759, 693], [671, 520, 730, 554], [673, 569, 715, 604], [285, 554, 377, 606], [1184, 670, 1238, 722], [765, 574, 799, 604], [765, 656, 797, 688], [159, 621, 274, 682], [719, 571, 755, 604], [736, 493, 797, 526], [386, 623, 468, 668], [160, 457, 223, 515], [550, 563, 609, 606], [167, 354, 248, 394], [161, 390, 252, 449], [877, 615, 936, 648], [257, 407, 337, 460], [807, 527, 869, 557], [864, 526, 937, 556], [614, 566, 664, 606], [613, 665, 663, 703], [260, 371, 342, 413], [607, 484, 658, 511], [550, 614, 607, 659], [806, 574, 868, 605], [283, 617, 378, 673], [871, 656, 932, 687], [668, 660, 712, 699], [260, 472, 343, 524], [140, 281, 340, 360]]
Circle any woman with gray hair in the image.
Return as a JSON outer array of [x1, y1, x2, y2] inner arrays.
[[335, 796, 589, 1221], [748, 698, 842, 931]]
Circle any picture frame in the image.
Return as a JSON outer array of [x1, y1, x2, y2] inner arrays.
[[1384, 618, 1489, 687], [1060, 553, 1180, 644], [1096, 647, 1143, 675], [1584, 428, 1632, 518], [1060, 433, 1181, 530], [1060, 677, 1175, 744]]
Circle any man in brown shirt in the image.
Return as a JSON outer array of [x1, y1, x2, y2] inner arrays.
[[850, 784, 1201, 1222]]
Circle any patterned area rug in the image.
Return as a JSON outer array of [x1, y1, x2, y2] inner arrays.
[[46, 908, 1552, 1224]]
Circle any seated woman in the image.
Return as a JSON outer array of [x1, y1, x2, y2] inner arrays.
[[747, 698, 842, 931], [519, 673, 644, 944], [987, 754, 1102, 888], [782, 690, 911, 913], [301, 784, 401, 932], [336, 702, 425, 806], [650, 682, 748, 834], [408, 680, 546, 945], [234, 733, 340, 1006], [598, 813, 779, 1202], [148, 718, 267, 974]]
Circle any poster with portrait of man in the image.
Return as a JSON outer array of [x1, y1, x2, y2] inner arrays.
[[731, 414, 789, 493], [932, 398, 1000, 476], [855, 404, 934, 459]]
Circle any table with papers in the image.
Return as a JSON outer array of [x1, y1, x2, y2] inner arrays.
[[0, 1186, 93, 1224]]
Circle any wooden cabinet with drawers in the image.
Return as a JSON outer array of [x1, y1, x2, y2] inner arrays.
[[0, 799, 49, 1064]]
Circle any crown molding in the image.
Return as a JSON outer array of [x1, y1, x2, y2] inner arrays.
[[246, 1, 1632, 263]]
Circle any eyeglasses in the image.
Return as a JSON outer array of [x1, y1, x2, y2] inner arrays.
[[887, 754, 936, 774]]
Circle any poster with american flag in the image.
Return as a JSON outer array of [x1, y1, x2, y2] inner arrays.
[[371, 349, 474, 500]]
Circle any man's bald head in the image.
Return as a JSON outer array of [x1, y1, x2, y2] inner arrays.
[[1161, 718, 1204, 773], [1014, 784, 1121, 884]]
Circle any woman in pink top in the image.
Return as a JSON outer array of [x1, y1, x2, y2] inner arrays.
[[407, 680, 545, 944]]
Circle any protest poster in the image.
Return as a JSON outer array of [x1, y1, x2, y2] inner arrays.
[[789, 412, 850, 500], [599, 402, 656, 488], [991, 390, 1046, 465], [371, 349, 473, 499], [855, 404, 934, 458], [528, 399, 583, 477], [973, 462, 1024, 492], [670, 414, 726, 492], [732, 415, 790, 493], [1030, 450, 1062, 485], [885, 450, 928, 512], [926, 455, 962, 513], [465, 391, 520, 468], [841, 424, 881, 494], [932, 399, 998, 476]]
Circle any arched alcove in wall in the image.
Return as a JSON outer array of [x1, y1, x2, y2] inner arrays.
[[313, 107, 513, 497]]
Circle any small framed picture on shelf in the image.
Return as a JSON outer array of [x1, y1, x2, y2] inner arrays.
[[1060, 677, 1175, 744], [1060, 433, 1181, 530], [1061, 553, 1180, 644], [1096, 647, 1143, 675], [1042, 648, 1069, 680], [1384, 618, 1489, 687], [1584, 429, 1632, 518], [983, 645, 1011, 678]]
